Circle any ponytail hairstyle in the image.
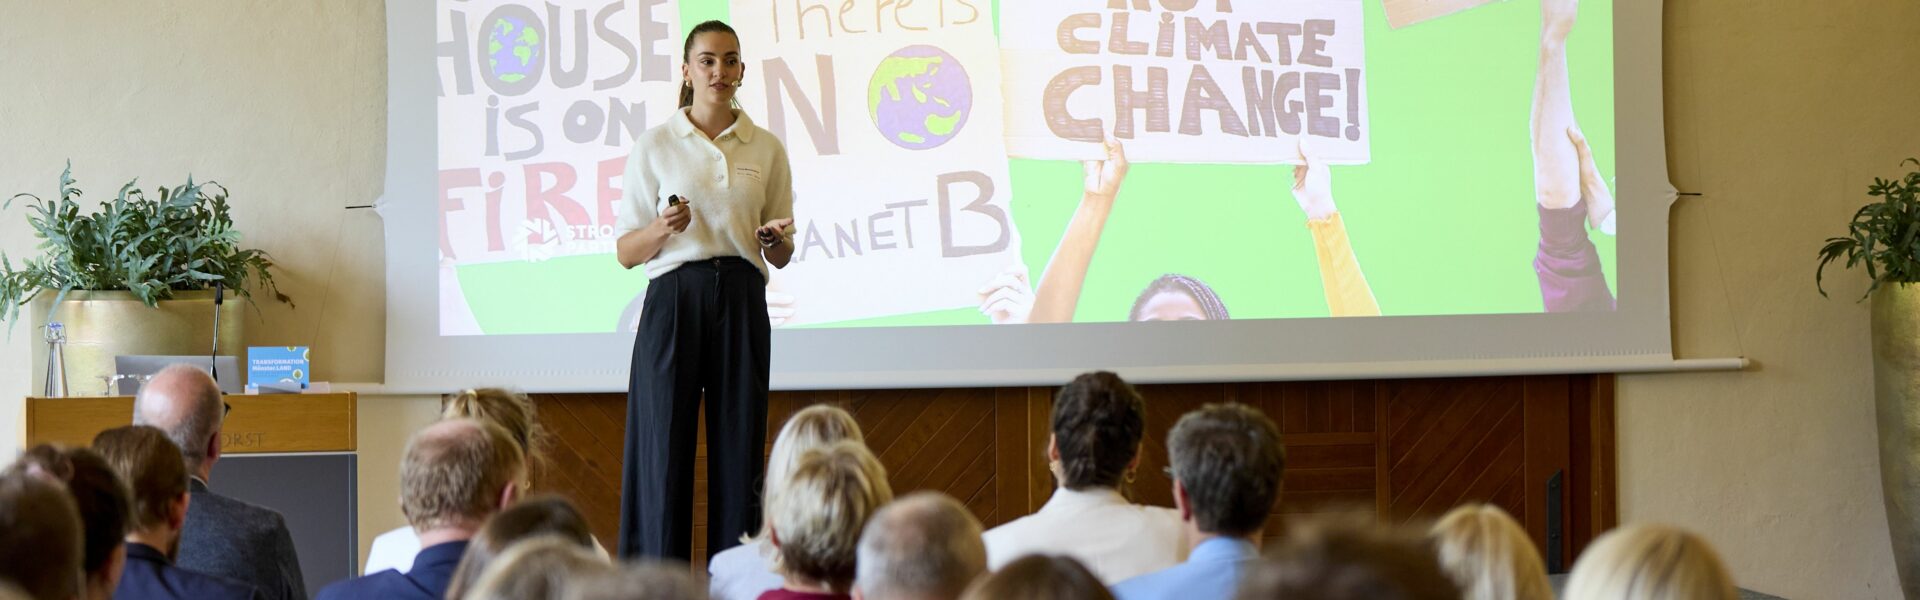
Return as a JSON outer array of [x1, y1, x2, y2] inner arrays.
[[1130, 274, 1231, 321], [445, 388, 547, 487], [1049, 371, 1146, 491], [679, 20, 741, 110]]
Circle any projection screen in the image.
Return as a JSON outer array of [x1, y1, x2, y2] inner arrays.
[[380, 0, 1674, 392]]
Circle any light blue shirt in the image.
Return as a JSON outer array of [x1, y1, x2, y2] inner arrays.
[[1110, 537, 1260, 600]]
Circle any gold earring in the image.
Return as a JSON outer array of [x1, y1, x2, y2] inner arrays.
[[1125, 469, 1137, 484]]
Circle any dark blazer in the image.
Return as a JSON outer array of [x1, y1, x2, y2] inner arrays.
[[316, 540, 469, 600], [116, 542, 262, 600], [176, 478, 308, 600]]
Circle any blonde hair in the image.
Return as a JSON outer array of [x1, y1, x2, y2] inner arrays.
[[1564, 524, 1737, 600], [768, 440, 892, 591], [446, 388, 546, 472], [752, 405, 863, 543], [1429, 504, 1552, 600], [465, 535, 614, 600]]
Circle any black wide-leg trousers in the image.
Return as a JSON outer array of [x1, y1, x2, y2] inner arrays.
[[618, 256, 769, 560]]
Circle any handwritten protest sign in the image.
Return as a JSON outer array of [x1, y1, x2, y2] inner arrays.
[[1002, 0, 1370, 165], [437, 0, 684, 266], [732, 0, 1021, 325]]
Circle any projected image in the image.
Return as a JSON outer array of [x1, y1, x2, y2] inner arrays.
[[435, 0, 1616, 335]]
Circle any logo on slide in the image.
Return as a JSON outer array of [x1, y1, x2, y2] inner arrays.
[[514, 218, 561, 262], [867, 45, 972, 151]]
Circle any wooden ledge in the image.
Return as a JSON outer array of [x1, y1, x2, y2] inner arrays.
[[27, 393, 357, 454]]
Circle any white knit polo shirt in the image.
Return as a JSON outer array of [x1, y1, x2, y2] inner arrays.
[[616, 107, 795, 280]]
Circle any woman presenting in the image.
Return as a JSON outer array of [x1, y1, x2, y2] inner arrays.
[[613, 20, 795, 561]]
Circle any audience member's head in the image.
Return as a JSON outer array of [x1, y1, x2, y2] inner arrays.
[[8, 445, 131, 600], [958, 554, 1114, 600], [446, 495, 597, 600], [130, 364, 225, 481], [444, 388, 546, 487], [1166, 402, 1286, 537], [1236, 516, 1459, 600], [0, 470, 85, 600], [91, 426, 191, 558], [564, 561, 705, 600], [769, 440, 893, 593], [853, 491, 987, 600], [1563, 524, 1737, 600], [464, 535, 613, 600], [757, 405, 864, 543], [1049, 371, 1146, 492], [400, 418, 527, 535], [1428, 504, 1550, 600], [0, 583, 29, 600]]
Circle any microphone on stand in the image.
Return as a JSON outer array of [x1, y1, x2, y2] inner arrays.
[[210, 282, 224, 391]]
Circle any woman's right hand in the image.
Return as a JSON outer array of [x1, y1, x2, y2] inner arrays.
[[655, 201, 692, 234], [1084, 137, 1130, 200], [1567, 127, 1616, 234]]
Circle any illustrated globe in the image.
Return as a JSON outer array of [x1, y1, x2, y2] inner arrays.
[[487, 16, 542, 85], [867, 45, 972, 150]]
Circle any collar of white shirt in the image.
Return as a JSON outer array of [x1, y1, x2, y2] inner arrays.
[[670, 106, 757, 143], [1038, 486, 1131, 515]]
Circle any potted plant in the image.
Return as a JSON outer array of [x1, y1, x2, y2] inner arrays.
[[1, 163, 291, 396], [1816, 157, 1920, 598]]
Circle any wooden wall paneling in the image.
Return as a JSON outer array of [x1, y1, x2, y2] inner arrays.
[[1235, 380, 1382, 544], [1522, 376, 1574, 571], [523, 373, 1615, 573], [992, 387, 1030, 529], [528, 393, 626, 553], [1568, 375, 1618, 557], [1384, 378, 1530, 524], [1023, 387, 1051, 515], [1375, 382, 1393, 519]]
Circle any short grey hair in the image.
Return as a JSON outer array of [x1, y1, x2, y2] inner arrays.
[[856, 492, 986, 600], [1167, 403, 1286, 536], [131, 364, 225, 475]]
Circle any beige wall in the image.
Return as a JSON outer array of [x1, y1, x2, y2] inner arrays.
[[1617, 0, 1920, 597], [0, 0, 441, 573], [5, 0, 1919, 596]]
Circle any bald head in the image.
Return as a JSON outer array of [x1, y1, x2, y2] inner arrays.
[[856, 492, 987, 600], [132, 364, 224, 477], [402, 419, 526, 531]]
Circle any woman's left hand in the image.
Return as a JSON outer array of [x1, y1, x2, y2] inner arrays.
[[757, 218, 795, 247], [1291, 141, 1337, 221], [977, 263, 1035, 325]]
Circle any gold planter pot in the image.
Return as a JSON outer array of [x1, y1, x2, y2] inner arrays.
[[27, 289, 244, 396], [1874, 285, 1920, 599]]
